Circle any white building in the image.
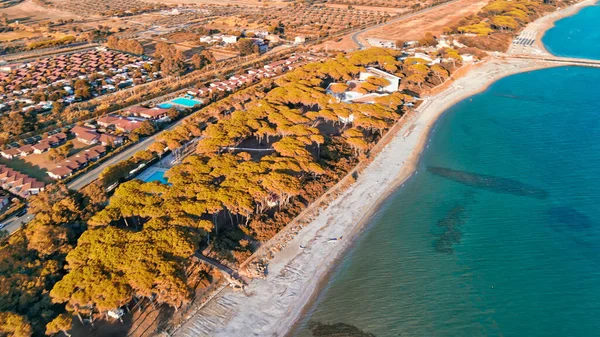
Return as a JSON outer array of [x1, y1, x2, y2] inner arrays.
[[222, 35, 239, 44], [358, 67, 401, 93], [294, 36, 306, 45]]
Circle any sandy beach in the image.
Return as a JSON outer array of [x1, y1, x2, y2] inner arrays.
[[172, 58, 545, 337], [171, 3, 594, 336]]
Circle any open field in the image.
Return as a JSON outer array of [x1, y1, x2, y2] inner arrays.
[[2, 0, 80, 23], [238, 4, 391, 39], [328, 0, 448, 9], [0, 30, 38, 42], [325, 3, 410, 13], [41, 0, 160, 16], [311, 34, 359, 52], [363, 0, 489, 41], [142, 0, 290, 6]]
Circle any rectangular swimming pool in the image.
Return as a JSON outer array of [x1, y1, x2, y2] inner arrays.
[[142, 170, 168, 184], [171, 97, 202, 107]]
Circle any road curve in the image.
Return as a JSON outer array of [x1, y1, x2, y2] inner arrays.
[[351, 0, 461, 49]]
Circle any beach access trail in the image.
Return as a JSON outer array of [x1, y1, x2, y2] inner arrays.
[[171, 1, 599, 335]]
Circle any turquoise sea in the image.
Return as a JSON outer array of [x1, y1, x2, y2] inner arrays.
[[542, 3, 600, 59], [291, 7, 600, 337]]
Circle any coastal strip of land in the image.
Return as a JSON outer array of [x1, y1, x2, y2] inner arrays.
[[172, 2, 596, 336], [172, 59, 546, 337]]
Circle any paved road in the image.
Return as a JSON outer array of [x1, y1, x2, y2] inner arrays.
[[1, 117, 187, 236], [1, 213, 34, 236], [67, 133, 161, 191], [351, 0, 460, 49], [2, 49, 300, 236]]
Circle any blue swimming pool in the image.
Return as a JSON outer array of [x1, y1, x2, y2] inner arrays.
[[171, 97, 202, 107], [142, 170, 168, 184], [158, 103, 173, 109]]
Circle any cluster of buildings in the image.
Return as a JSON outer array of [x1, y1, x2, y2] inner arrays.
[[124, 106, 171, 120], [188, 54, 318, 97], [199, 34, 240, 45], [70, 125, 124, 146], [0, 47, 158, 115], [0, 165, 45, 199], [0, 133, 68, 159], [47, 145, 107, 180], [199, 34, 270, 54]]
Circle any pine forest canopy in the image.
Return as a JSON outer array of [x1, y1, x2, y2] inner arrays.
[[1, 47, 461, 336]]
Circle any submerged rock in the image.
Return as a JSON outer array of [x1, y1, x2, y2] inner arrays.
[[427, 166, 548, 199], [434, 205, 467, 254], [547, 206, 593, 231], [309, 321, 376, 337]]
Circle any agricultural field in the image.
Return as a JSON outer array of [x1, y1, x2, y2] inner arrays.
[[36, 0, 167, 16], [0, 30, 38, 42], [1, 0, 80, 24], [363, 0, 490, 42], [237, 4, 392, 39], [142, 0, 289, 6], [327, 0, 450, 9]]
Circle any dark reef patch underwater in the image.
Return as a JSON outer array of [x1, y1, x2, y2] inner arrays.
[[427, 166, 548, 199]]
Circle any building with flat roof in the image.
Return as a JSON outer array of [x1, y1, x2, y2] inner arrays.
[[359, 67, 401, 93]]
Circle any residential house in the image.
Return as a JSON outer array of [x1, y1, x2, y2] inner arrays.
[[124, 105, 150, 116], [97, 116, 142, 133], [99, 133, 123, 147], [264, 60, 288, 73], [0, 165, 45, 198], [32, 141, 51, 154], [48, 166, 73, 180], [47, 145, 106, 180], [71, 125, 100, 145], [18, 145, 34, 157], [46, 133, 67, 147], [0, 148, 20, 159], [139, 108, 169, 120]]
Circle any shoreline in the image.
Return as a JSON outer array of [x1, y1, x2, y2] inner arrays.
[[509, 0, 597, 56], [536, 0, 597, 54], [172, 57, 546, 337], [171, 2, 591, 336]]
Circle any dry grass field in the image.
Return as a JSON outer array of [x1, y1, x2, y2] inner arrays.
[[2, 0, 80, 23], [327, 0, 448, 8], [325, 3, 411, 14], [42, 0, 156, 16], [363, 0, 489, 41], [141, 0, 290, 6], [0, 30, 38, 42]]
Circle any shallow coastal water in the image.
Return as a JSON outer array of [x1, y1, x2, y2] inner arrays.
[[290, 65, 600, 336], [542, 2, 600, 59]]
